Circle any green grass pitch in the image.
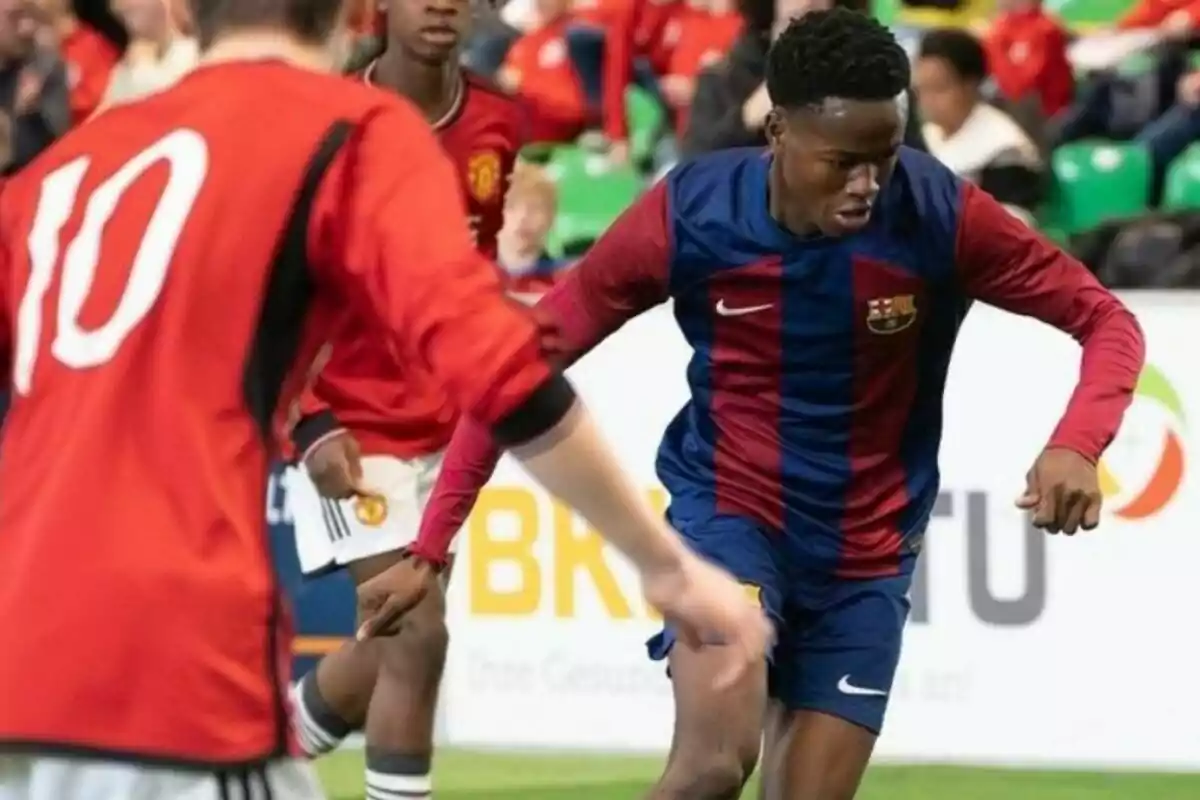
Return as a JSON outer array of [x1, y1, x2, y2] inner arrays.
[[316, 749, 1200, 799]]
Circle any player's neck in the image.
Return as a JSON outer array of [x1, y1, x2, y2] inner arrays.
[[372, 48, 460, 125], [767, 162, 819, 237], [201, 31, 337, 73]]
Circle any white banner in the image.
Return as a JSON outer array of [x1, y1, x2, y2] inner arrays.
[[440, 292, 1200, 768]]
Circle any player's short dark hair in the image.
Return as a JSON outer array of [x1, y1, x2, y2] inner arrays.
[[917, 28, 988, 84], [740, 0, 870, 38], [189, 0, 342, 48], [766, 7, 911, 111]]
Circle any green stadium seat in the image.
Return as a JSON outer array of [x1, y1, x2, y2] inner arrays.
[[1046, 140, 1151, 234], [1052, 0, 1138, 27], [1162, 144, 1200, 210], [626, 86, 666, 168], [546, 146, 644, 253]]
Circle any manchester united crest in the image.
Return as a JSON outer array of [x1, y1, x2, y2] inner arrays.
[[354, 494, 388, 527], [466, 151, 502, 203], [866, 294, 918, 335]]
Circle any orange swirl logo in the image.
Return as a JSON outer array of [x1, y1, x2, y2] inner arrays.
[[1097, 364, 1186, 520]]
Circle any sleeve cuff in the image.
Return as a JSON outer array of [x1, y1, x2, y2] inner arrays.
[[1046, 432, 1103, 465]]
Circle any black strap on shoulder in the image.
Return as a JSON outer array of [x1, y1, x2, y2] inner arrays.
[[242, 120, 354, 440]]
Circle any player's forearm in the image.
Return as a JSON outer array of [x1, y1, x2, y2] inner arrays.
[[511, 401, 688, 576], [1048, 300, 1145, 462], [292, 409, 344, 462], [291, 381, 343, 462], [410, 417, 500, 563], [410, 283, 629, 563]]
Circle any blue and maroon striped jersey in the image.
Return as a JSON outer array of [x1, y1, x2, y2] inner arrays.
[[416, 147, 1143, 577]]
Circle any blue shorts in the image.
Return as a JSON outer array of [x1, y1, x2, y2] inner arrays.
[[646, 514, 913, 734]]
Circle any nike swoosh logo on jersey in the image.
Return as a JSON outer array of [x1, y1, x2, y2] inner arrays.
[[837, 675, 888, 697], [715, 299, 774, 316]]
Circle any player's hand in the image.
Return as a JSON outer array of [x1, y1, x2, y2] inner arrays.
[[1164, 9, 1195, 39], [642, 552, 773, 690], [304, 430, 367, 500], [14, 67, 43, 116], [355, 556, 437, 639], [741, 83, 772, 130], [660, 75, 695, 108], [1015, 447, 1102, 535], [1178, 70, 1200, 106], [607, 140, 630, 167]]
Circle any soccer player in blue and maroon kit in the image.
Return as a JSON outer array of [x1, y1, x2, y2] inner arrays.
[[362, 9, 1145, 797]]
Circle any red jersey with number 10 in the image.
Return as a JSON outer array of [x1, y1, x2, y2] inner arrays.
[[290, 70, 524, 461], [0, 58, 549, 767]]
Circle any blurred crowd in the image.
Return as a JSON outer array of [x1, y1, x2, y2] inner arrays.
[[5, 0, 1200, 287]]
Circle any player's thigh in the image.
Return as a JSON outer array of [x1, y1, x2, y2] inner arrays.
[[650, 514, 785, 775], [770, 574, 913, 799], [664, 636, 769, 785]]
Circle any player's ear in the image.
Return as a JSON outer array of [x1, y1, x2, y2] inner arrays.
[[765, 109, 785, 151]]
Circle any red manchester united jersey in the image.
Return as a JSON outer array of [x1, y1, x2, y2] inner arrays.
[[291, 69, 524, 461], [0, 58, 548, 767]]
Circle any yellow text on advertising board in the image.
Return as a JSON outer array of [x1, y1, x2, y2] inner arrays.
[[467, 486, 667, 619]]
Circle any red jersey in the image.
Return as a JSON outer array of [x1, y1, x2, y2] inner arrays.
[[983, 7, 1074, 117], [0, 58, 549, 766], [583, 0, 679, 142], [59, 20, 119, 123], [502, 19, 589, 143], [291, 70, 524, 462]]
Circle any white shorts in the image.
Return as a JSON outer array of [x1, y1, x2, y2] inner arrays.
[[0, 754, 324, 800], [288, 453, 447, 576]]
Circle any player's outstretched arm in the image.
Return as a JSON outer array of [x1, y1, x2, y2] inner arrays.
[[409, 182, 677, 563], [317, 110, 767, 678], [955, 182, 1146, 533]]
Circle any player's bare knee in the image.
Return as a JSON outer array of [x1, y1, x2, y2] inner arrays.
[[376, 587, 449, 686], [658, 751, 752, 800]]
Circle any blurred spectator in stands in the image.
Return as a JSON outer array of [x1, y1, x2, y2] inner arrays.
[[0, 0, 69, 173], [566, 0, 677, 165], [682, 0, 925, 156], [981, 0, 1073, 118], [99, 0, 196, 109], [34, 0, 117, 123], [499, 0, 589, 142], [499, 161, 567, 292], [915, 28, 1044, 223], [660, 0, 742, 135], [342, 0, 384, 69], [463, 0, 525, 75], [1053, 0, 1199, 148], [1136, 68, 1200, 200]]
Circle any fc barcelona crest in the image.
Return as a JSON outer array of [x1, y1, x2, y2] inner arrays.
[[866, 294, 917, 334], [466, 151, 502, 203]]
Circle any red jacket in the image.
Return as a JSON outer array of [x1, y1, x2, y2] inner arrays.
[[503, 19, 588, 143], [1118, 0, 1200, 28], [663, 7, 742, 132], [983, 7, 1074, 117], [575, 0, 679, 141], [59, 21, 118, 123]]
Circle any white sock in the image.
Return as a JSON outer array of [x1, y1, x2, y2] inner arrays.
[[289, 673, 353, 758], [366, 749, 432, 799]]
